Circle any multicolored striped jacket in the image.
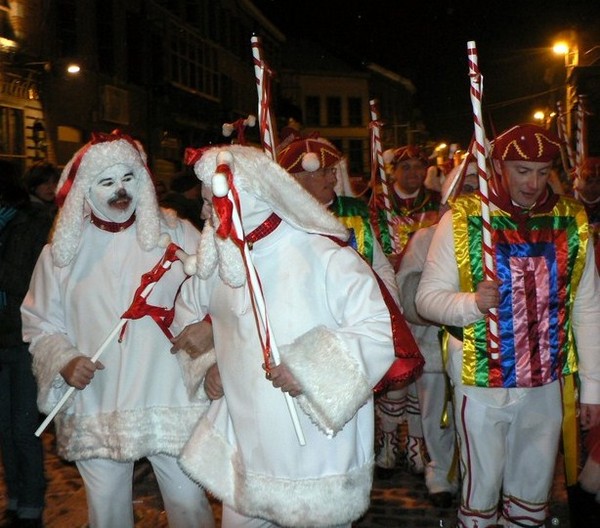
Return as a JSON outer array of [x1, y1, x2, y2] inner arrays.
[[450, 193, 589, 388]]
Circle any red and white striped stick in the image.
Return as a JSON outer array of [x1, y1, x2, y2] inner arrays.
[[212, 151, 305, 445], [369, 99, 397, 253], [251, 36, 278, 161], [572, 96, 589, 199], [441, 138, 476, 205], [556, 101, 575, 172], [467, 41, 499, 360], [575, 95, 588, 172]]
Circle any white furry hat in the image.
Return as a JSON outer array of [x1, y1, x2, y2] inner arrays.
[[51, 131, 160, 267], [186, 144, 348, 287]]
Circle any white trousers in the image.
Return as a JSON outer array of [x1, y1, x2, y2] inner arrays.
[[222, 505, 351, 528], [376, 384, 423, 436], [415, 371, 458, 494], [454, 380, 562, 527], [76, 454, 215, 528]]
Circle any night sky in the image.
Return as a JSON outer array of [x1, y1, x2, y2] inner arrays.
[[252, 0, 600, 146]]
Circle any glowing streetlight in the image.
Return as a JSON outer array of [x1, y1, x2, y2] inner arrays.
[[553, 42, 569, 57], [533, 110, 557, 129], [553, 40, 579, 68], [66, 63, 81, 74]]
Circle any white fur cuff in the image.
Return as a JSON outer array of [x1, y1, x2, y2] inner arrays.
[[30, 333, 79, 414], [175, 348, 217, 402], [280, 325, 371, 436]]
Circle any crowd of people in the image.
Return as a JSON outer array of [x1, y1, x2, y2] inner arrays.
[[0, 117, 599, 528]]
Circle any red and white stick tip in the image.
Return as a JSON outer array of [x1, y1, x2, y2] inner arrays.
[[222, 123, 235, 137], [212, 173, 229, 198], [157, 233, 197, 275], [217, 150, 234, 166], [176, 250, 198, 276], [158, 233, 172, 248]]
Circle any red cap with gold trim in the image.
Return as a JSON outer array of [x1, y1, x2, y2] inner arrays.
[[491, 124, 562, 162], [277, 136, 342, 174]]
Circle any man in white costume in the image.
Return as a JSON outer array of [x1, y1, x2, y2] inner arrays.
[[416, 124, 600, 527], [175, 144, 423, 527], [21, 131, 215, 528]]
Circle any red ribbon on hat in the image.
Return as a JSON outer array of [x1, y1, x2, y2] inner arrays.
[[212, 163, 241, 243], [184, 146, 207, 167], [184, 145, 233, 170], [55, 130, 142, 208]]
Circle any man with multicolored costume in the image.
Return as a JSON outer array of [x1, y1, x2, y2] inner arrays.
[[372, 145, 441, 265], [416, 124, 600, 527], [371, 145, 441, 477]]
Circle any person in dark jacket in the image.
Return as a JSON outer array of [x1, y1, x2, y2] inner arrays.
[[0, 160, 52, 527]]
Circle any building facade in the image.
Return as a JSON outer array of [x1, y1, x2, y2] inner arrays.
[[0, 0, 416, 185]]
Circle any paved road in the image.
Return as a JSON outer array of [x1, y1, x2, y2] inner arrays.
[[0, 425, 573, 527]]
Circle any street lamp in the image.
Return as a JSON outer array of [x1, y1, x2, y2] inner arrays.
[[66, 63, 81, 75], [553, 40, 579, 68], [25, 61, 82, 76], [533, 110, 556, 129], [553, 33, 579, 140]]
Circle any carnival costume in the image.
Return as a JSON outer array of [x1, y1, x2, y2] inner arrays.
[[416, 124, 600, 527], [176, 144, 423, 527], [372, 145, 441, 475], [21, 132, 214, 528]]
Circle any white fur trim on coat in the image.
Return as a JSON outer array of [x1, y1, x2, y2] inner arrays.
[[55, 405, 207, 461], [179, 415, 237, 505], [280, 325, 372, 437], [30, 333, 80, 414], [175, 348, 216, 402], [179, 415, 373, 527]]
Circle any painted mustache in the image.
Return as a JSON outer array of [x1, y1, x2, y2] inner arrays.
[[108, 189, 132, 205]]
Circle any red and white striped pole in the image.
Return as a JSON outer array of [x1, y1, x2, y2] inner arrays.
[[467, 41, 499, 360], [575, 95, 587, 172], [212, 151, 305, 446], [572, 96, 588, 199], [556, 100, 575, 172], [251, 35, 277, 161], [369, 99, 397, 253]]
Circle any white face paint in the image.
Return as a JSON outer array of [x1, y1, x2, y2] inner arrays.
[[87, 163, 140, 222]]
